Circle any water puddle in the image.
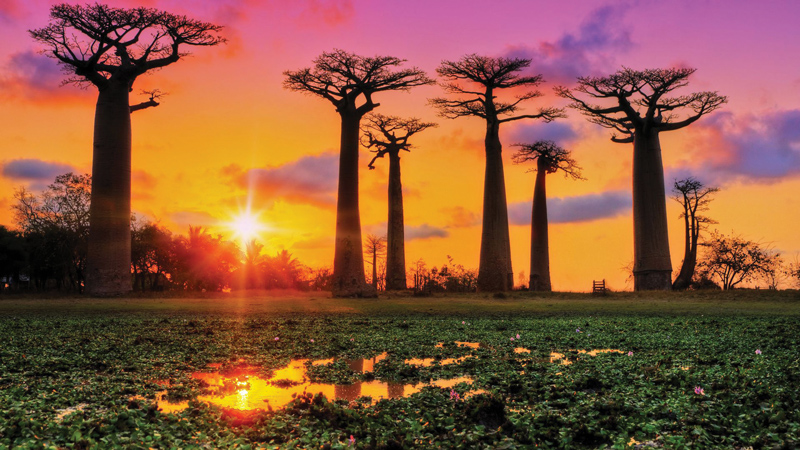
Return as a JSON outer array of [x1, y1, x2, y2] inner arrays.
[[547, 349, 623, 365], [404, 355, 473, 367], [54, 403, 88, 421], [155, 355, 476, 413]]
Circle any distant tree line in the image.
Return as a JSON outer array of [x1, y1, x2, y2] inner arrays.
[[0, 173, 325, 293]]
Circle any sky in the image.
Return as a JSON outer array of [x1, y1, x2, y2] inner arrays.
[[1, 0, 799, 291]]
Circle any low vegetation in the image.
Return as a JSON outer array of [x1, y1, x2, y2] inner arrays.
[[1, 292, 798, 448]]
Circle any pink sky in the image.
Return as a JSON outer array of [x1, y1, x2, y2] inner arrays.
[[1, 0, 799, 290]]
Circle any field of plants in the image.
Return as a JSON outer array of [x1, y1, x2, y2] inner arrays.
[[1, 292, 799, 449]]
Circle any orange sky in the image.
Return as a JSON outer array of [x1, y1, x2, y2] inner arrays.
[[1, 0, 799, 291]]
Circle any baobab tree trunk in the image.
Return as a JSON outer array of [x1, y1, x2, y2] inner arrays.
[[632, 130, 672, 290], [385, 151, 407, 290], [529, 160, 551, 291], [477, 121, 513, 292], [85, 80, 133, 296], [672, 211, 695, 290], [332, 113, 376, 297]]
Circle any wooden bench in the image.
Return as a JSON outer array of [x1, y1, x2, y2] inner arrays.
[[592, 279, 606, 295]]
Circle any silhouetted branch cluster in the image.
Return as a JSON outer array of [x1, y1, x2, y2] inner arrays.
[[698, 231, 781, 290], [430, 54, 565, 123], [512, 140, 584, 180], [556, 68, 727, 143], [29, 3, 224, 89], [283, 49, 434, 115], [361, 113, 437, 169]]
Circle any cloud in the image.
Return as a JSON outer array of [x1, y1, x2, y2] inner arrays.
[[364, 222, 449, 241], [508, 190, 631, 225], [2, 159, 76, 182], [504, 3, 633, 84], [0, 50, 86, 102], [505, 121, 580, 147], [406, 224, 449, 240], [0, 0, 23, 21], [169, 210, 219, 229], [680, 109, 800, 183], [442, 206, 480, 228], [229, 153, 339, 207]]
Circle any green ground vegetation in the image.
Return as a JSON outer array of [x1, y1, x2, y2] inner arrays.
[[0, 291, 798, 449]]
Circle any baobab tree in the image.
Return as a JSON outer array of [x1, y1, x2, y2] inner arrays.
[[431, 54, 564, 292], [30, 4, 224, 296], [512, 141, 583, 291], [363, 234, 386, 291], [284, 50, 433, 297], [363, 113, 437, 290], [671, 177, 719, 290], [557, 68, 726, 290]]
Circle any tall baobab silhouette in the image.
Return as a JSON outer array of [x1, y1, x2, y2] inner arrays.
[[671, 177, 719, 290], [284, 50, 433, 297], [363, 113, 437, 290], [363, 234, 386, 291], [557, 68, 726, 290], [430, 54, 564, 292], [512, 141, 583, 291], [30, 4, 224, 296]]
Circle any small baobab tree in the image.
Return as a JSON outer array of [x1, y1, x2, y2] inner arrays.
[[284, 50, 433, 297], [363, 234, 386, 291], [671, 177, 719, 290], [557, 68, 726, 290], [430, 54, 564, 292], [30, 4, 224, 296], [363, 113, 437, 290], [512, 141, 584, 291]]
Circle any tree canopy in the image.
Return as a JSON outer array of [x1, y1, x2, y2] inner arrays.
[[29, 3, 224, 91], [284, 49, 433, 116], [556, 68, 727, 143]]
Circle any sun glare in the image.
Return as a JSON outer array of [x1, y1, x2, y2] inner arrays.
[[228, 212, 267, 246]]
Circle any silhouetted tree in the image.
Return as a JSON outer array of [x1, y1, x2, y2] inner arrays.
[[30, 4, 224, 296], [698, 231, 780, 290], [284, 50, 432, 297], [431, 54, 564, 291], [172, 226, 239, 291], [363, 234, 386, 291], [0, 226, 26, 292], [671, 177, 719, 290], [512, 141, 583, 291], [363, 113, 436, 290], [14, 173, 91, 291], [557, 68, 726, 290], [131, 217, 174, 291]]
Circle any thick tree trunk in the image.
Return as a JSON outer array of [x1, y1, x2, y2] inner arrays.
[[632, 130, 672, 290], [332, 113, 376, 297], [477, 121, 513, 292], [85, 80, 133, 296], [385, 151, 407, 290], [672, 211, 695, 290], [529, 161, 551, 291]]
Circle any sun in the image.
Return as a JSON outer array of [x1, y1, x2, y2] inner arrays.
[[228, 212, 267, 246]]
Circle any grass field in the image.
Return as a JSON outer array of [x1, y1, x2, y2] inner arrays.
[[1, 290, 799, 449]]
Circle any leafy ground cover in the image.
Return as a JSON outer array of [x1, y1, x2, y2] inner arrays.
[[1, 292, 799, 449]]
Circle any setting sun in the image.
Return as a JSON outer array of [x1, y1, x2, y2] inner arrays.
[[228, 212, 268, 246]]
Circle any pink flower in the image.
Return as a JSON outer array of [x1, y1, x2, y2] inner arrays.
[[462, 321, 465, 324], [274, 337, 279, 341], [450, 389, 461, 401], [755, 349, 762, 355], [510, 337, 514, 341], [576, 328, 581, 333], [627, 351, 633, 357], [350, 338, 354, 342], [349, 435, 355, 445], [310, 339, 315, 343], [516, 334, 520, 339], [694, 386, 704, 395]]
